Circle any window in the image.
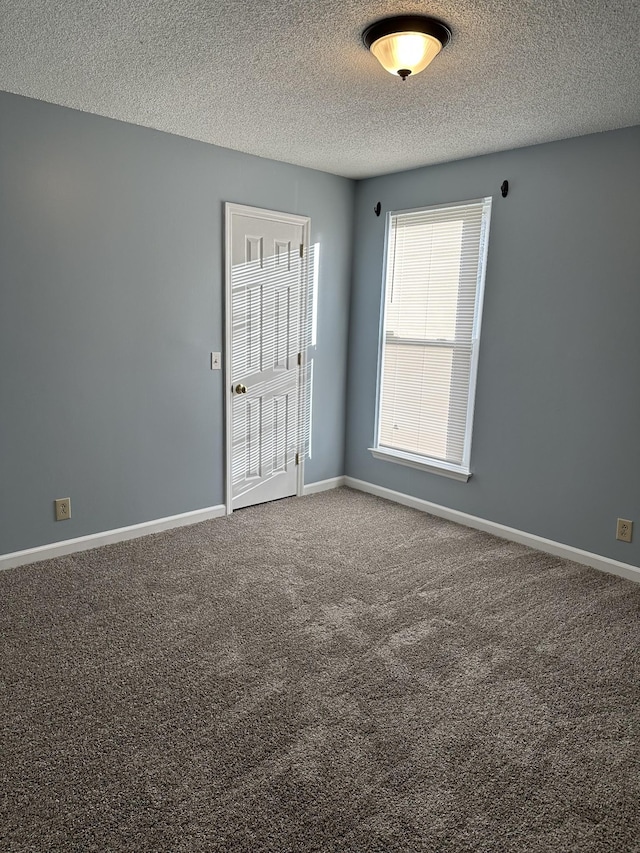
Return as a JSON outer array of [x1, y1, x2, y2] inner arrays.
[[370, 197, 492, 481]]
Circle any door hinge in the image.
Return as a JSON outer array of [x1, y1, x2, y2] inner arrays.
[[299, 243, 304, 258], [297, 352, 302, 366], [295, 452, 300, 465]]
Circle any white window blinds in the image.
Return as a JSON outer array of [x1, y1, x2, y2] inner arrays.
[[375, 197, 492, 478]]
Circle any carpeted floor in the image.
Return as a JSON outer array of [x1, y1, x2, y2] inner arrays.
[[1, 487, 639, 852]]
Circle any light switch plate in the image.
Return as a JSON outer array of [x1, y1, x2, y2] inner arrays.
[[211, 352, 221, 370]]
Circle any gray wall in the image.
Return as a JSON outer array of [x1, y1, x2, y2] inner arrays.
[[0, 92, 354, 554], [3, 90, 639, 569], [346, 126, 640, 567]]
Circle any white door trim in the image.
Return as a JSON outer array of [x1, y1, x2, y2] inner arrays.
[[224, 202, 311, 515]]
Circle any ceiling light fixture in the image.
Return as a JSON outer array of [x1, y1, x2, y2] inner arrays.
[[362, 15, 451, 81]]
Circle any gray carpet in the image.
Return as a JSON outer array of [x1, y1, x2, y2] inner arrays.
[[1, 487, 639, 852]]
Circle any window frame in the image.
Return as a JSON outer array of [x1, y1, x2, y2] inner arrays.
[[370, 197, 492, 482]]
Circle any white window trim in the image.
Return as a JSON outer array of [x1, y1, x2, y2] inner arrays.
[[368, 446, 472, 481], [370, 197, 492, 482]]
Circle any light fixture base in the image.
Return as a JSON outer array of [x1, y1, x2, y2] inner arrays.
[[362, 15, 452, 53]]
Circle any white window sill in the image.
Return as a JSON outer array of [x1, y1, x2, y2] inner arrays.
[[368, 447, 472, 482]]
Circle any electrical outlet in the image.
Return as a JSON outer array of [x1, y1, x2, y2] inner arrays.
[[55, 498, 71, 521], [616, 518, 633, 543]]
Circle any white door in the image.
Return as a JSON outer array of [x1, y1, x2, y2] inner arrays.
[[225, 204, 309, 512]]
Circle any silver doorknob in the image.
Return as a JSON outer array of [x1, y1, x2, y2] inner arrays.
[[235, 383, 248, 394]]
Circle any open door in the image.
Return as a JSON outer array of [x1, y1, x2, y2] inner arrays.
[[225, 203, 310, 512]]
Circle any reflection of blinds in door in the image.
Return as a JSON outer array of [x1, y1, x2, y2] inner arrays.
[[230, 240, 317, 471], [378, 198, 492, 472]]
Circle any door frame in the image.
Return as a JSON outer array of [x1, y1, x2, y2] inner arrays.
[[224, 202, 311, 515]]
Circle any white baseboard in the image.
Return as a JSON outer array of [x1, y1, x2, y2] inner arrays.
[[303, 476, 346, 495], [0, 505, 227, 571], [344, 476, 640, 585], [5, 478, 638, 585]]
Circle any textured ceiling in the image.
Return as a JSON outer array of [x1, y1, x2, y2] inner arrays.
[[1, 0, 639, 178]]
